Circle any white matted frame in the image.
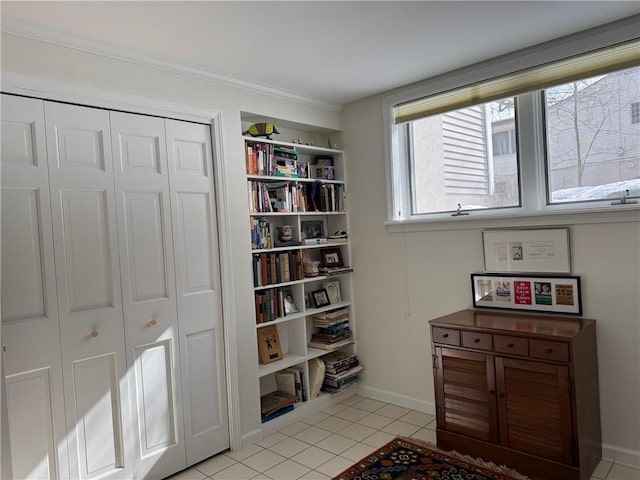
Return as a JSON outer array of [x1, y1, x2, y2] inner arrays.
[[471, 273, 582, 315], [482, 227, 571, 273]]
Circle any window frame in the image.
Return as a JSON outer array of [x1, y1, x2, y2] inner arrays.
[[382, 17, 640, 231]]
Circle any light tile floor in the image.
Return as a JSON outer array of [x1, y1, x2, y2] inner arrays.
[[166, 394, 640, 480]]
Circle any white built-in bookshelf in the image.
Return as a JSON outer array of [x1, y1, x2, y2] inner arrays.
[[242, 119, 359, 433]]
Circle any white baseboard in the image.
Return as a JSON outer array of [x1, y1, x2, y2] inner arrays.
[[602, 443, 640, 468], [358, 385, 436, 415], [241, 428, 263, 449]]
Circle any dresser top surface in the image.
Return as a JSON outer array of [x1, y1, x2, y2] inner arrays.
[[429, 309, 594, 339]]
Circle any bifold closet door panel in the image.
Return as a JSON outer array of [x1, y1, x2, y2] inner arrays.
[[110, 110, 186, 477], [165, 119, 230, 464], [44, 101, 134, 480], [1, 94, 69, 480]]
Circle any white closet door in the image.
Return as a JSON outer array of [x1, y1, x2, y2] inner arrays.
[[1, 94, 69, 480], [44, 102, 134, 480], [110, 111, 186, 478], [165, 119, 229, 464]]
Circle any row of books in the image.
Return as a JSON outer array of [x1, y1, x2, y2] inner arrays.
[[252, 251, 304, 287], [247, 142, 300, 177], [250, 217, 274, 250], [248, 181, 346, 214], [254, 287, 299, 324], [320, 351, 362, 394]]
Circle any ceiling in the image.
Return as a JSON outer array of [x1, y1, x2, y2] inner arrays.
[[2, 1, 639, 108]]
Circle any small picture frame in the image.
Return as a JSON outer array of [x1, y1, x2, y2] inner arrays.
[[311, 289, 331, 308], [322, 281, 342, 304], [320, 248, 343, 268], [301, 220, 326, 239], [471, 273, 582, 315], [257, 325, 283, 364], [282, 288, 299, 315]]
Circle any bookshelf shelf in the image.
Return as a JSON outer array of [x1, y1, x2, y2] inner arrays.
[[243, 122, 358, 428]]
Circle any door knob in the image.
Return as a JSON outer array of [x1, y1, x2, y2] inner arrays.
[[149, 319, 158, 326], [91, 331, 99, 338]]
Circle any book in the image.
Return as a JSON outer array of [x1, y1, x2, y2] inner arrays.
[[261, 404, 294, 423], [302, 237, 327, 245], [319, 266, 353, 276], [260, 391, 297, 417], [308, 337, 354, 351], [275, 371, 298, 400]]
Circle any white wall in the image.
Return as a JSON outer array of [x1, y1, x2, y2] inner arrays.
[[342, 93, 640, 464], [0, 32, 342, 442]]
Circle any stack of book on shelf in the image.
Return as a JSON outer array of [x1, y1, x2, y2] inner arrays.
[[308, 308, 353, 351], [260, 390, 297, 423], [273, 146, 298, 178], [319, 266, 353, 276], [320, 350, 363, 394], [250, 218, 273, 250]]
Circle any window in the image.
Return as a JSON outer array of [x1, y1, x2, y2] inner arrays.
[[409, 99, 520, 215], [632, 101, 640, 124], [546, 68, 640, 203], [385, 36, 640, 224]]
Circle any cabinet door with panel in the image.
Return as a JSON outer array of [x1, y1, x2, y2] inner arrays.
[[111, 111, 186, 478], [1, 94, 69, 480], [45, 101, 135, 480], [166, 119, 229, 465], [433, 347, 498, 443], [496, 357, 573, 464]]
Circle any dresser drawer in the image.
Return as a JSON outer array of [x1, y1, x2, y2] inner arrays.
[[494, 335, 528, 356], [432, 327, 460, 346], [529, 339, 569, 362], [461, 331, 493, 351]]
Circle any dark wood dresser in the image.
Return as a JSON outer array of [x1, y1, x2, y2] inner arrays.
[[429, 309, 601, 480]]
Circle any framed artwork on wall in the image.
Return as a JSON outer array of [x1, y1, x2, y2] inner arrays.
[[482, 227, 571, 273], [471, 272, 582, 315]]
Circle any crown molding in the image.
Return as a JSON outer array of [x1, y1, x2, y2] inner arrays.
[[1, 18, 342, 112]]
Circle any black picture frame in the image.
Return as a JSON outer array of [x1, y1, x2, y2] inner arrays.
[[320, 247, 343, 268], [311, 289, 331, 308], [470, 272, 582, 315], [301, 220, 326, 239]]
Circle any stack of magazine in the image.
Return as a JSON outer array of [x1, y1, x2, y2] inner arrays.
[[320, 350, 362, 394]]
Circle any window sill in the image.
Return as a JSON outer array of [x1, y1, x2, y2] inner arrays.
[[385, 205, 640, 232]]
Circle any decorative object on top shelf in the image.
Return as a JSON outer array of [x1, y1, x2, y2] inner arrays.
[[471, 272, 582, 315], [257, 325, 283, 364], [482, 227, 571, 274], [277, 225, 294, 242], [243, 122, 279, 139], [303, 260, 320, 277]]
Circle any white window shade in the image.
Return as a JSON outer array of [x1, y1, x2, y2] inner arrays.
[[394, 40, 640, 125]]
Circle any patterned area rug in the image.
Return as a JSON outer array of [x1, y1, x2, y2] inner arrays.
[[333, 437, 531, 480]]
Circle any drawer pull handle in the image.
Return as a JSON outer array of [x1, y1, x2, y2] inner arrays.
[[507, 343, 514, 348], [473, 338, 481, 344], [442, 333, 449, 338], [545, 348, 553, 354]]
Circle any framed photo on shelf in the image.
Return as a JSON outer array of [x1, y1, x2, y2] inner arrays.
[[320, 247, 343, 268], [257, 325, 284, 364], [322, 281, 342, 304], [282, 288, 299, 315], [311, 289, 331, 308], [482, 227, 571, 273], [470, 273, 582, 315], [301, 219, 326, 239]]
